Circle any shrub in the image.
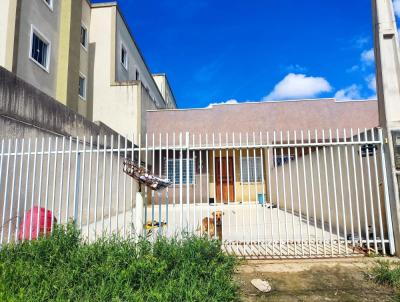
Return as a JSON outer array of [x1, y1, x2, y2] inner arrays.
[[371, 260, 400, 300], [0, 224, 239, 302]]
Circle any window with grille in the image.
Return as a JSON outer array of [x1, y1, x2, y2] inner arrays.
[[273, 154, 295, 167], [240, 157, 262, 182], [164, 159, 195, 184], [80, 24, 88, 48], [78, 75, 86, 100], [30, 27, 50, 71], [121, 44, 128, 70]]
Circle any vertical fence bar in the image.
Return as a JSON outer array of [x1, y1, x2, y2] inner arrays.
[[300, 131, 311, 256], [193, 134, 196, 234], [357, 129, 370, 250], [239, 133, 245, 246], [166, 133, 169, 234], [314, 129, 325, 256], [336, 129, 348, 255], [365, 128, 378, 252], [22, 139, 31, 241], [350, 129, 362, 247], [372, 129, 386, 254], [159, 133, 163, 235], [179, 133, 183, 232], [206, 134, 210, 240], [379, 128, 395, 255], [29, 139, 38, 241], [108, 135, 114, 235], [252, 132, 260, 247], [65, 137, 73, 224], [0, 139, 5, 242], [116, 135, 121, 235], [307, 130, 318, 256], [93, 136, 100, 240], [246, 133, 253, 249], [329, 129, 340, 255], [344, 129, 355, 248], [101, 136, 107, 235], [287, 131, 296, 255], [199, 134, 202, 236], [232, 133, 239, 253], [322, 130, 333, 255], [226, 133, 231, 242], [79, 137, 86, 232], [42, 138, 51, 238], [36, 138, 45, 239], [72, 137, 80, 227], [273, 131, 282, 256], [7, 139, 18, 243], [86, 136, 93, 240], [57, 137, 65, 225], [260, 132, 267, 256], [186, 133, 190, 232], [294, 131, 304, 256], [267, 132, 275, 255], [50, 137, 58, 234], [280, 131, 289, 254]]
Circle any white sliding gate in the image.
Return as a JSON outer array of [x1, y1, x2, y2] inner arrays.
[[0, 128, 395, 259]]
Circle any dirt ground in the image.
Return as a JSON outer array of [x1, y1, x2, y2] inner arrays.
[[236, 257, 398, 302]]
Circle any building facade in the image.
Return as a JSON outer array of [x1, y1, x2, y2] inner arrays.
[[0, 0, 176, 139]]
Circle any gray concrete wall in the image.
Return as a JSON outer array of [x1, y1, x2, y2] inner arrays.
[[0, 66, 118, 140]]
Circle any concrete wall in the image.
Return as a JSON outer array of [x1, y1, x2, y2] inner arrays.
[[15, 0, 61, 99], [153, 74, 177, 109]]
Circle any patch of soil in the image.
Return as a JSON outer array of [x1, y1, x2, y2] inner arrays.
[[236, 259, 396, 302]]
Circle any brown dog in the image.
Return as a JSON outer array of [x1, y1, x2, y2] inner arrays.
[[200, 211, 223, 240]]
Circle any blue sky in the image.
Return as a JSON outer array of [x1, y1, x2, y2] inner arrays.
[[93, 0, 399, 108]]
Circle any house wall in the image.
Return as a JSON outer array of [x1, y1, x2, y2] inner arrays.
[[0, 0, 17, 71], [270, 136, 388, 238], [15, 0, 62, 99], [115, 10, 165, 109]]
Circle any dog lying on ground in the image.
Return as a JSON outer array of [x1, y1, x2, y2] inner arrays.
[[200, 211, 223, 241]]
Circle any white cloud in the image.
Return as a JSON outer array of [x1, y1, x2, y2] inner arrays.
[[394, 0, 400, 18], [366, 74, 377, 92], [207, 99, 238, 108], [361, 48, 374, 64], [263, 73, 332, 101], [334, 84, 362, 100]]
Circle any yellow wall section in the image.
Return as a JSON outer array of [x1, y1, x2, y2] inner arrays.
[[208, 149, 269, 203], [56, 0, 82, 112]]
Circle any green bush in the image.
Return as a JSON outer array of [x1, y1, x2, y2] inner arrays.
[[371, 260, 400, 300], [0, 224, 239, 302]]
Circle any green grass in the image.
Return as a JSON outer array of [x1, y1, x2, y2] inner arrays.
[[0, 224, 239, 302], [371, 260, 400, 300]]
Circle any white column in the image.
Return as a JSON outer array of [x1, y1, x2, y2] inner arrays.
[[373, 0, 400, 255]]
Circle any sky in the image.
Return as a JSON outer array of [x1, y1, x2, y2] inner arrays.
[[92, 0, 400, 108]]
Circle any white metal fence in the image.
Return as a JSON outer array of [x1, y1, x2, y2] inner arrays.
[[0, 128, 395, 258]]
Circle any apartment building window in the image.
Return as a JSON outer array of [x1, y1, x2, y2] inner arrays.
[[164, 159, 195, 184], [121, 44, 128, 70], [29, 26, 50, 72], [241, 157, 262, 183], [43, 0, 53, 10], [80, 24, 88, 49], [78, 74, 87, 100], [135, 70, 140, 81]]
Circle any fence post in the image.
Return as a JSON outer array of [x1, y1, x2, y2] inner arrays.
[[135, 189, 145, 237]]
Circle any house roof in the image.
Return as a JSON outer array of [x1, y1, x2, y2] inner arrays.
[[147, 98, 379, 140]]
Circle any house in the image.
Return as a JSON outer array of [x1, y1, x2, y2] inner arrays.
[[0, 0, 177, 139], [146, 98, 379, 204]]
